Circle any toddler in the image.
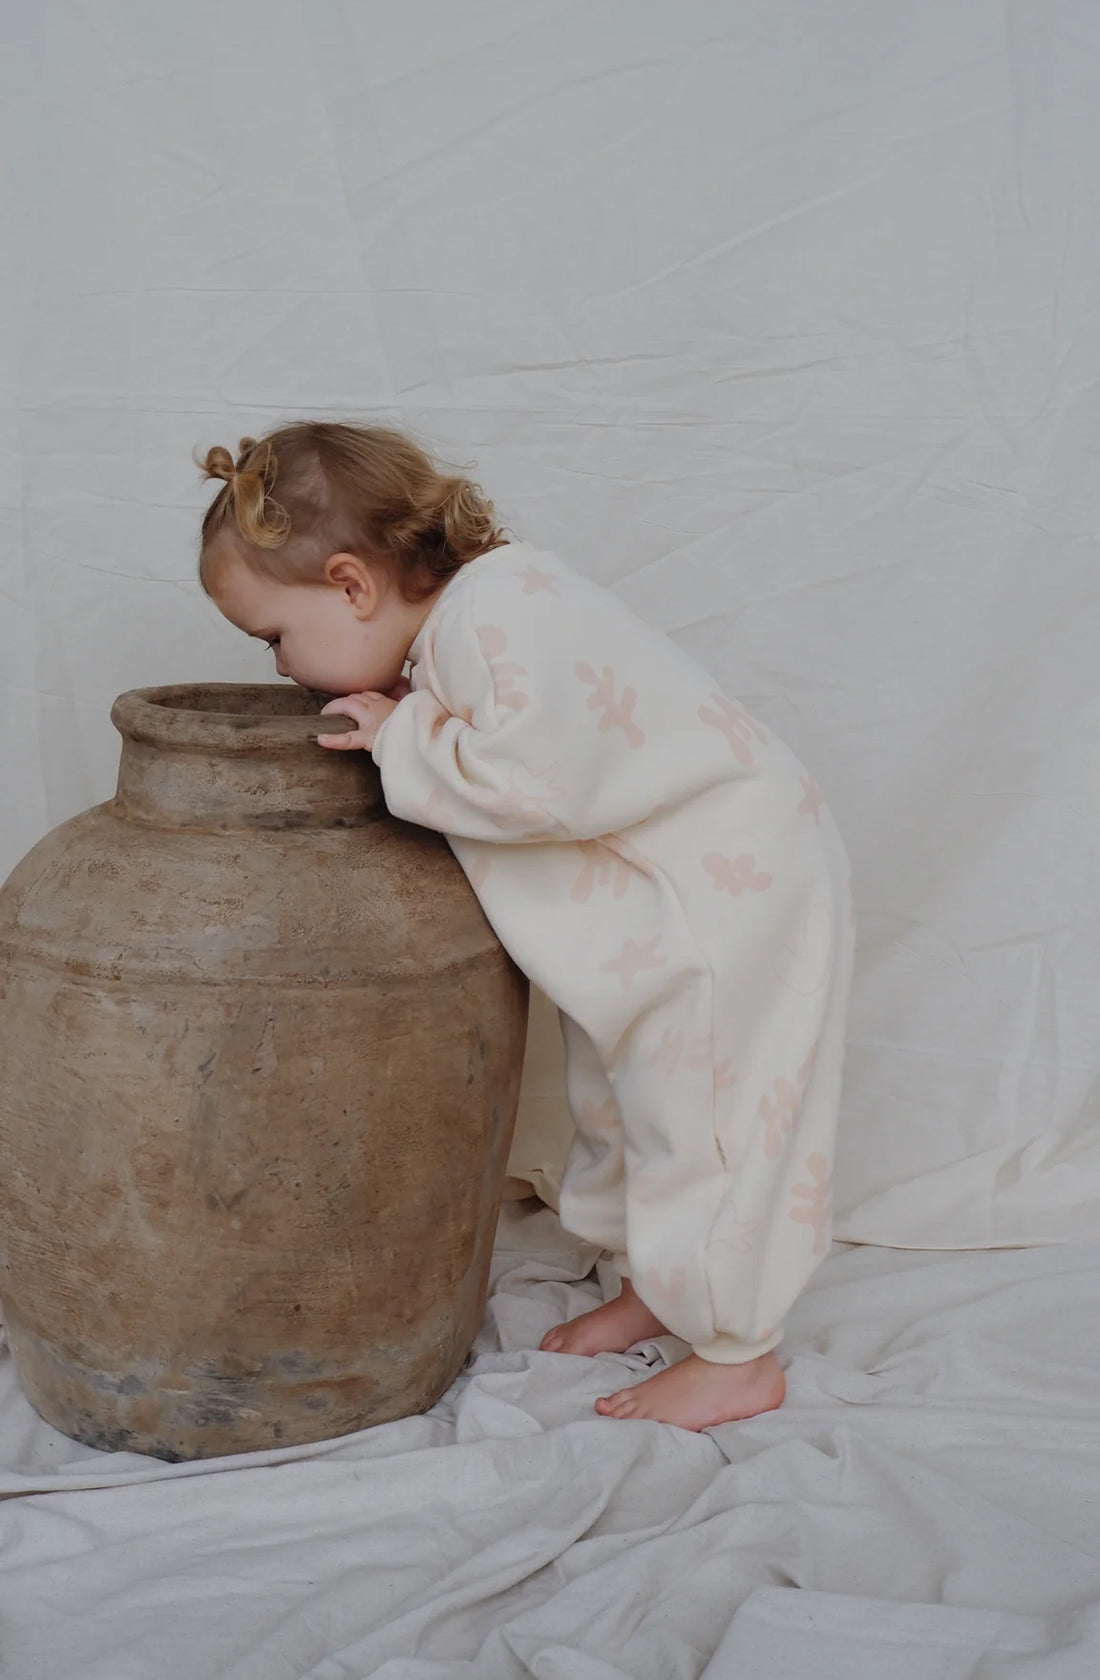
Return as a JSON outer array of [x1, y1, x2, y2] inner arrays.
[[197, 421, 855, 1433]]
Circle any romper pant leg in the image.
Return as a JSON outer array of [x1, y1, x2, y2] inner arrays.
[[556, 1011, 628, 1270], [612, 832, 855, 1365]]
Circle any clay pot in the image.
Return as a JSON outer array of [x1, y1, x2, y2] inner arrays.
[[0, 684, 528, 1460]]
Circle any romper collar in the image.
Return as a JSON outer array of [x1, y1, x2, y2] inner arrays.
[[407, 539, 526, 667]]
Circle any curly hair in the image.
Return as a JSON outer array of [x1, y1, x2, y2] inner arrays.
[[196, 420, 508, 601]]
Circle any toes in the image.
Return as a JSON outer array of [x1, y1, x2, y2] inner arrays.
[[540, 1328, 565, 1353], [595, 1390, 638, 1418]]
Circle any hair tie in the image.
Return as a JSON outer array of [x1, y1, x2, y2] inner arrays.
[[235, 437, 259, 474]]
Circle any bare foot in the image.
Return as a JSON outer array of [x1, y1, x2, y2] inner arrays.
[[595, 1350, 786, 1431], [539, 1277, 669, 1357]]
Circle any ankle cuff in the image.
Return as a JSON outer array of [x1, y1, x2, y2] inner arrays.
[[692, 1330, 782, 1365]]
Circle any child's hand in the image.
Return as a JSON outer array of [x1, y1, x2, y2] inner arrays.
[[317, 691, 399, 752]]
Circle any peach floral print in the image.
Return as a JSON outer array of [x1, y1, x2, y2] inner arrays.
[[760, 1077, 799, 1160], [600, 936, 666, 990], [647, 1028, 681, 1076], [698, 694, 768, 766], [406, 787, 454, 829], [571, 839, 634, 904], [646, 1028, 714, 1078], [516, 563, 559, 596], [486, 762, 566, 834], [574, 1094, 619, 1133], [713, 1059, 737, 1091], [477, 625, 528, 711], [640, 1265, 687, 1308], [789, 1152, 832, 1255], [575, 663, 645, 747], [715, 1214, 758, 1255], [703, 852, 773, 895], [759, 1043, 817, 1161], [798, 778, 824, 822], [601, 833, 656, 878], [640, 1028, 734, 1092]]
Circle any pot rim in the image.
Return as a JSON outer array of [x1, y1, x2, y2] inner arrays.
[[111, 684, 356, 757]]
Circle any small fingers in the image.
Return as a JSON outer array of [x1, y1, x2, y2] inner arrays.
[[316, 693, 392, 752], [318, 697, 376, 751], [321, 700, 367, 725], [316, 730, 365, 751], [321, 692, 384, 715]]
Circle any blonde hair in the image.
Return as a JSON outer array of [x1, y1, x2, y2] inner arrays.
[[195, 420, 508, 600]]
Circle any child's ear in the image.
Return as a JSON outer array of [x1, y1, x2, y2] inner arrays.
[[324, 552, 379, 620]]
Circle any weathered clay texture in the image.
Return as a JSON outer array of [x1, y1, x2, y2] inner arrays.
[[0, 684, 528, 1460]]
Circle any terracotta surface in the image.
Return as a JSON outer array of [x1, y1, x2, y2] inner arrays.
[[0, 684, 528, 1460]]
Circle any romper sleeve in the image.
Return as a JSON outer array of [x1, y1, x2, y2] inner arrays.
[[370, 580, 684, 843]]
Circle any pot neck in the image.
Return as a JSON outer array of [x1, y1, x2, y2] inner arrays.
[[111, 685, 384, 831]]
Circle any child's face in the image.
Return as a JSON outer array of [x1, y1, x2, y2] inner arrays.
[[209, 546, 425, 696]]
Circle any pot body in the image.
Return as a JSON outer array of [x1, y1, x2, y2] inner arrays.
[[0, 685, 528, 1459]]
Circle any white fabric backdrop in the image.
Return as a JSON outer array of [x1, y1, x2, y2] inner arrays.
[[2, 0, 1098, 1249]]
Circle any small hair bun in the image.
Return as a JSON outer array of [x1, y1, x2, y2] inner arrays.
[[200, 444, 237, 484]]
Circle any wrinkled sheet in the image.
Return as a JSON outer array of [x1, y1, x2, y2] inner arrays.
[[1, 1203, 1098, 1679]]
